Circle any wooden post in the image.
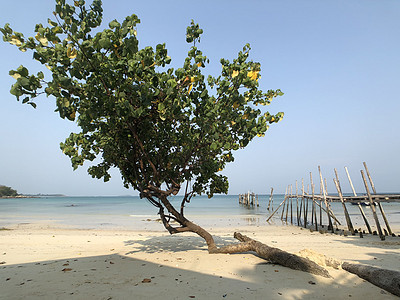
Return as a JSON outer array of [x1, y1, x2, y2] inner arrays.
[[345, 167, 357, 196], [299, 179, 304, 224], [345, 166, 372, 233], [295, 180, 299, 226], [377, 202, 392, 235], [324, 178, 329, 196], [319, 166, 333, 232], [267, 196, 287, 222], [310, 173, 314, 226], [256, 194, 259, 207], [285, 186, 290, 222], [363, 162, 392, 235], [290, 185, 293, 224], [334, 178, 355, 234], [281, 186, 288, 220], [267, 188, 274, 211], [312, 183, 318, 230], [363, 162, 376, 194], [361, 170, 384, 240]]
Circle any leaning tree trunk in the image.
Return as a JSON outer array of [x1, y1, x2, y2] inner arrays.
[[156, 195, 331, 277], [181, 218, 331, 278]]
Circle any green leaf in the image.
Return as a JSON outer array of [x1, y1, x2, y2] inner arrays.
[[109, 20, 120, 28], [48, 18, 58, 27], [99, 38, 111, 48], [17, 77, 30, 88], [17, 65, 29, 77]]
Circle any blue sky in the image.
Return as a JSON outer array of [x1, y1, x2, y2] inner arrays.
[[1, 0, 399, 196]]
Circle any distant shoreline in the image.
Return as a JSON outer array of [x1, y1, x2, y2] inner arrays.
[[0, 194, 66, 199]]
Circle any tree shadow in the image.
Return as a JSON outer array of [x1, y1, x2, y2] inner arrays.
[[1, 241, 397, 299], [124, 234, 236, 254]]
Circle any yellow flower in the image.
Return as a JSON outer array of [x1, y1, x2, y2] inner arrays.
[[197, 62, 202, 67], [232, 70, 239, 78]]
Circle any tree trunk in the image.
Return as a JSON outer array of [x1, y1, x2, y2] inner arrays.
[[158, 196, 330, 277], [184, 219, 331, 278]]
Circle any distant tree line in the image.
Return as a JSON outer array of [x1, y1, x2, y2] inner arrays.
[[0, 185, 18, 197]]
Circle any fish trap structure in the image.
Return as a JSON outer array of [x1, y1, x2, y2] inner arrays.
[[266, 162, 400, 240], [239, 192, 259, 207]]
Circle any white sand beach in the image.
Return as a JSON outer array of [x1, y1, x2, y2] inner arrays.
[[1, 222, 400, 299]]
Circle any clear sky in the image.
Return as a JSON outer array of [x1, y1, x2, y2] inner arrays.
[[1, 0, 399, 196]]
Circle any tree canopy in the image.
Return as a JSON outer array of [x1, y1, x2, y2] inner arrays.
[[1, 0, 283, 248], [0, 185, 18, 197]]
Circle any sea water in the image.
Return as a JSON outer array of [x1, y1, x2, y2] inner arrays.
[[1, 194, 399, 232]]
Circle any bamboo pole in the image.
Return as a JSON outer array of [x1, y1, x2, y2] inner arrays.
[[285, 186, 290, 222], [319, 166, 333, 231], [299, 179, 304, 225], [345, 167, 357, 196], [361, 170, 384, 240], [310, 173, 315, 226], [312, 183, 318, 230], [363, 162, 392, 236], [281, 186, 287, 220], [290, 185, 293, 224], [296, 180, 299, 226], [318, 178, 322, 227], [334, 168, 341, 193], [377, 203, 392, 235], [267, 196, 287, 222], [345, 166, 372, 233], [267, 188, 274, 211], [304, 176, 311, 228], [363, 162, 376, 194], [334, 178, 355, 234]]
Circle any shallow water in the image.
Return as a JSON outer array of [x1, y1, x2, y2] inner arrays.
[[1, 194, 399, 232]]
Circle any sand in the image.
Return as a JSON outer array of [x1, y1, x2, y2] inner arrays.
[[1, 222, 400, 300]]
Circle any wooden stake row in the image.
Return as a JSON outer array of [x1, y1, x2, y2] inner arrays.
[[265, 162, 399, 239]]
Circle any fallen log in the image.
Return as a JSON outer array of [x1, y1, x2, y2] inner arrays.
[[214, 232, 331, 278], [342, 262, 400, 297], [297, 248, 400, 297]]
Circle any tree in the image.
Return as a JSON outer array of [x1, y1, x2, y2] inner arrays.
[[2, 0, 327, 272], [0, 185, 18, 197]]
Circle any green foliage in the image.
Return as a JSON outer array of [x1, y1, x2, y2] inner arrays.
[[1, 0, 283, 200], [0, 185, 18, 197]]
